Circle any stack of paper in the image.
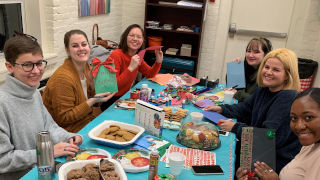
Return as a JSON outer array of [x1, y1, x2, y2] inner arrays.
[[165, 48, 179, 55]]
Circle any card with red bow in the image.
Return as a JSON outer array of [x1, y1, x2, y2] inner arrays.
[[91, 57, 118, 94]]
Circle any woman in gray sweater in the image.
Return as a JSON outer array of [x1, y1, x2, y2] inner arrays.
[[0, 36, 82, 179]]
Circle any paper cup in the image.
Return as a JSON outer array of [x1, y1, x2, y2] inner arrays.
[[224, 91, 235, 104], [190, 112, 203, 123], [168, 152, 186, 176]]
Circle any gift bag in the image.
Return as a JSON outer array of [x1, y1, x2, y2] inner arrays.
[[91, 57, 118, 94], [240, 127, 276, 172]]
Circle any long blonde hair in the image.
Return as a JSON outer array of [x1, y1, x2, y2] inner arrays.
[[257, 48, 300, 92]]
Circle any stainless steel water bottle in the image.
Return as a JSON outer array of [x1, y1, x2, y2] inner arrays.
[[36, 131, 54, 180]]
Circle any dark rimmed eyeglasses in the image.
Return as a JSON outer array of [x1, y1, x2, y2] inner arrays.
[[14, 30, 38, 42], [14, 60, 48, 72]]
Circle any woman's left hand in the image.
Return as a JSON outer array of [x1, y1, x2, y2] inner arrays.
[[155, 49, 163, 63], [217, 119, 235, 131], [68, 135, 83, 145], [254, 161, 279, 180], [53, 142, 80, 157]]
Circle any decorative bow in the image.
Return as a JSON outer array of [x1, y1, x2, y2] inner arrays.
[[91, 57, 117, 78]]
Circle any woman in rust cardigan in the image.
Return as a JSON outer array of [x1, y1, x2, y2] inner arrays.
[[42, 30, 114, 132]]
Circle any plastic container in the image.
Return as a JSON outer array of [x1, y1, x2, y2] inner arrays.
[[140, 84, 149, 102], [148, 36, 163, 47], [176, 122, 221, 150], [148, 148, 159, 180]]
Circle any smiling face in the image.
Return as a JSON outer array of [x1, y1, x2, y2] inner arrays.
[[5, 53, 44, 87], [290, 96, 320, 146], [245, 44, 265, 68], [65, 34, 90, 64], [127, 27, 143, 55], [261, 57, 288, 92]]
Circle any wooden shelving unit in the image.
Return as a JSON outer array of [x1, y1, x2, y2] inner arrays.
[[144, 0, 207, 75]]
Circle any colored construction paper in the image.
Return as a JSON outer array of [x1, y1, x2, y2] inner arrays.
[[149, 73, 174, 85], [201, 110, 229, 124], [194, 99, 215, 108], [138, 46, 163, 60], [227, 61, 246, 89]]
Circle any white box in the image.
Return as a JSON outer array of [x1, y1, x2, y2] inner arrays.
[[180, 44, 192, 57]]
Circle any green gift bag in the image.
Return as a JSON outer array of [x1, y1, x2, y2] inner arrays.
[[91, 57, 118, 94]]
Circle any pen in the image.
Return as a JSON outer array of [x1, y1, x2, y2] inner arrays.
[[226, 85, 238, 91], [232, 85, 238, 89]]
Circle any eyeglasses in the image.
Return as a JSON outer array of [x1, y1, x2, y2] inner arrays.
[[128, 34, 143, 40], [14, 30, 38, 42], [14, 60, 48, 72]]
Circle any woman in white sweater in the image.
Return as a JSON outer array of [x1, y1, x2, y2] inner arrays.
[[0, 36, 82, 179]]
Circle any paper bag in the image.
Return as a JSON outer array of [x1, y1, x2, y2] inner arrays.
[[91, 57, 118, 94], [240, 127, 276, 171]]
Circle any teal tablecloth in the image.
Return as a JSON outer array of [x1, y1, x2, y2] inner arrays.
[[22, 79, 236, 180]]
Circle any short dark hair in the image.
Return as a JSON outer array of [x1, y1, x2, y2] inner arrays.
[[64, 29, 89, 48], [246, 37, 273, 56], [119, 24, 145, 53], [4, 36, 42, 64], [294, 88, 320, 108]]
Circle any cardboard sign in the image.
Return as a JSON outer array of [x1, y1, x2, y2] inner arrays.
[[135, 100, 165, 137], [240, 127, 276, 171], [91, 57, 118, 94]]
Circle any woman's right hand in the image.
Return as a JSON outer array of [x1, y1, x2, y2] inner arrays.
[[87, 92, 116, 106], [203, 105, 222, 113], [254, 162, 279, 180], [128, 54, 140, 72], [233, 57, 242, 63], [53, 142, 79, 157]]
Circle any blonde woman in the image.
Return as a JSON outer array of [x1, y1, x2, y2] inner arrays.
[[204, 48, 301, 173]]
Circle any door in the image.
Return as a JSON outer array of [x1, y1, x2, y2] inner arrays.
[[221, 0, 296, 81]]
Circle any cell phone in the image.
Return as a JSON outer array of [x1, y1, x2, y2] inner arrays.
[[191, 165, 224, 175]]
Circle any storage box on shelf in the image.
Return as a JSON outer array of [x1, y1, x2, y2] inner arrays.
[[159, 56, 195, 76]]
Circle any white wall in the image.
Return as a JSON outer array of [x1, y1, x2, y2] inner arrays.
[[287, 0, 320, 87], [0, 0, 319, 88]]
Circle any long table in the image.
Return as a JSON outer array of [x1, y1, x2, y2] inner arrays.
[[22, 79, 236, 180]]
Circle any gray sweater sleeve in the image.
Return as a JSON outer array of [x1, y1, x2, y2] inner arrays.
[[41, 101, 78, 144], [0, 114, 37, 173]]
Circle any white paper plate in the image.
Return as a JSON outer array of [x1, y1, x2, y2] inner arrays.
[[58, 158, 127, 180], [73, 148, 111, 160], [116, 99, 136, 109], [112, 148, 150, 173], [202, 93, 224, 102], [88, 120, 145, 148]]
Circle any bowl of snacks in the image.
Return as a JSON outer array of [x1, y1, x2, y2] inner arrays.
[[88, 120, 145, 148], [176, 122, 220, 150], [58, 158, 127, 180]]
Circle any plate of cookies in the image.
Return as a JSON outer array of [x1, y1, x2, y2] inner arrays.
[[162, 107, 188, 130], [88, 120, 145, 148], [112, 148, 150, 173]]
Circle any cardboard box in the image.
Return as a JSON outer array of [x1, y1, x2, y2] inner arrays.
[[180, 44, 192, 57]]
